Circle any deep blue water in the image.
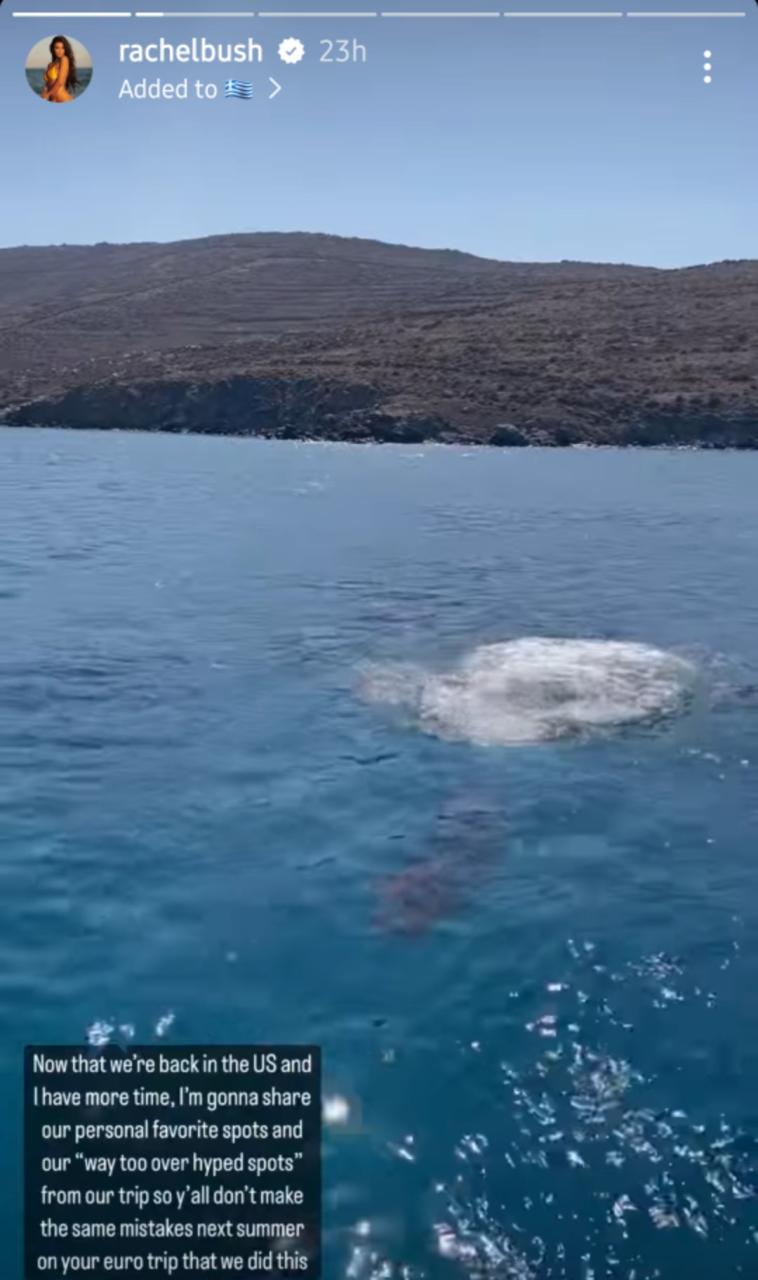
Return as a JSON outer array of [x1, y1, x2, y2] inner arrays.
[[2, 429, 758, 1278]]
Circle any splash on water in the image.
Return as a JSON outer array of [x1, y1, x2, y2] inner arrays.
[[86, 1019, 115, 1048], [361, 638, 696, 746], [154, 1010, 176, 1038]]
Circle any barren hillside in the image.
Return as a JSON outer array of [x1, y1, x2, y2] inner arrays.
[[2, 233, 756, 446]]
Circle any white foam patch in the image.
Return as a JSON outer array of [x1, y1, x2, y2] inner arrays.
[[361, 638, 695, 746]]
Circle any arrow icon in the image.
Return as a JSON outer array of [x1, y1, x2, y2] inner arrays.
[[268, 78, 282, 99]]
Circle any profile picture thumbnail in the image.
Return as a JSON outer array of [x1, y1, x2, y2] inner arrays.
[[25, 35, 93, 103]]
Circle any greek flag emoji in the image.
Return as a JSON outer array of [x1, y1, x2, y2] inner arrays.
[[224, 80, 254, 99]]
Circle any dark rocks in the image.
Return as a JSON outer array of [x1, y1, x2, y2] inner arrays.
[[489, 424, 530, 447]]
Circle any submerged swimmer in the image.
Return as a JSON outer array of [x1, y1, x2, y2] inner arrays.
[[368, 639, 697, 932], [375, 802, 505, 936]]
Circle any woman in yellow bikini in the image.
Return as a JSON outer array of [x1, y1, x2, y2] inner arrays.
[[41, 36, 78, 103]]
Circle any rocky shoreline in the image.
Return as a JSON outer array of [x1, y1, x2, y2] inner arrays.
[[3, 379, 757, 449], [2, 233, 756, 448]]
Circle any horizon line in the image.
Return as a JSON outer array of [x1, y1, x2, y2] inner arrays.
[[0, 229, 754, 272]]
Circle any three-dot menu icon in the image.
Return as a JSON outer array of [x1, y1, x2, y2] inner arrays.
[[703, 49, 713, 84]]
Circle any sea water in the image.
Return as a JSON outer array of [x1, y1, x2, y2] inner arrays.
[[1, 429, 758, 1277], [25, 67, 94, 98]]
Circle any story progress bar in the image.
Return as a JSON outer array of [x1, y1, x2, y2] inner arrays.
[[10, 7, 749, 15]]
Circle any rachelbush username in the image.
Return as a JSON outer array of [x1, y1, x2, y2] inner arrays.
[[119, 38, 264, 64]]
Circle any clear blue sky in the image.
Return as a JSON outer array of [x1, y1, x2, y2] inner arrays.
[[0, 1, 756, 265]]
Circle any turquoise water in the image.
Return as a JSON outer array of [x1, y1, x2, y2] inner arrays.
[[2, 428, 758, 1278]]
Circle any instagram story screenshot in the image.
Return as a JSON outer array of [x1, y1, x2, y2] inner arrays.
[[0, 0, 757, 1276]]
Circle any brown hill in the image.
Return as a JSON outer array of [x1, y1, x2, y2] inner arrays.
[[1, 233, 757, 446]]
